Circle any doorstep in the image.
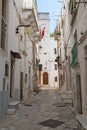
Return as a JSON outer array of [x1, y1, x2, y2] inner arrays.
[[6, 101, 20, 115], [76, 114, 87, 130], [9, 101, 20, 106]]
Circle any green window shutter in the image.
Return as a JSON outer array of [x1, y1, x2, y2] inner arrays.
[[71, 42, 78, 68]]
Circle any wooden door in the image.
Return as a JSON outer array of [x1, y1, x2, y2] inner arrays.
[[43, 72, 48, 84], [76, 74, 82, 114], [10, 56, 15, 98], [39, 71, 41, 84], [20, 72, 23, 100]]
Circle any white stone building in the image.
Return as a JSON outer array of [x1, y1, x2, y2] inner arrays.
[[0, 0, 22, 118], [64, 1, 87, 129], [55, 0, 87, 129], [0, 0, 39, 118], [38, 13, 59, 88]]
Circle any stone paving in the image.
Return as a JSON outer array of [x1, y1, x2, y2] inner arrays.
[[0, 89, 77, 130]]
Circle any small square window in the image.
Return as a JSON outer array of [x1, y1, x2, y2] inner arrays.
[[54, 64, 57, 70], [54, 48, 57, 54], [55, 77, 57, 82], [39, 64, 42, 71]]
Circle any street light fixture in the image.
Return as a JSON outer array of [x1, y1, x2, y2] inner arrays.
[[16, 24, 31, 34]]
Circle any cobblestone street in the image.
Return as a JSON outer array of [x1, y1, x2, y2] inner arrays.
[[0, 89, 77, 130]]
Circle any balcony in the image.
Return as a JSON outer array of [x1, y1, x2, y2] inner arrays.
[[23, 0, 36, 9], [69, 0, 79, 26], [21, 0, 39, 42]]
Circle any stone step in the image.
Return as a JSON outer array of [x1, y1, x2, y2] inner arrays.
[[6, 101, 20, 115], [6, 108, 16, 115], [76, 114, 87, 130], [9, 101, 20, 106]]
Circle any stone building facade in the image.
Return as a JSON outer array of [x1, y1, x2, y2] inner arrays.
[[0, 0, 39, 118], [38, 13, 59, 88], [55, 0, 87, 129]]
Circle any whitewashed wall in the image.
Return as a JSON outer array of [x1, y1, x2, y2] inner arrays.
[[7, 0, 21, 100]]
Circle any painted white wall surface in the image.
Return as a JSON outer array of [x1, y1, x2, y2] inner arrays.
[[38, 37, 59, 88], [7, 0, 21, 99], [24, 35, 34, 92], [0, 0, 21, 96], [76, 4, 87, 114], [0, 53, 6, 91], [62, 0, 87, 114], [23, 0, 33, 9], [49, 37, 59, 88], [7, 0, 36, 99]]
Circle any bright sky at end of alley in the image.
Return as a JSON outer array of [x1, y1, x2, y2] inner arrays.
[[37, 0, 62, 33]]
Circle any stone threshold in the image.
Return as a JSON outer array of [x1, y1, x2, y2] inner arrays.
[[76, 114, 87, 130], [6, 101, 20, 115]]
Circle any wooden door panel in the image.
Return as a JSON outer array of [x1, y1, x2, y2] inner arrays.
[[20, 72, 23, 100], [43, 72, 48, 84]]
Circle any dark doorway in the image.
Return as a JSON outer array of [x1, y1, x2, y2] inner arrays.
[[20, 72, 23, 100], [76, 74, 82, 114], [10, 55, 15, 98]]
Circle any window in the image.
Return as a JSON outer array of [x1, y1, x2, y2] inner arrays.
[[1, 0, 7, 50], [55, 77, 57, 82], [5, 64, 9, 77], [25, 74, 27, 83], [2, 0, 6, 19], [54, 64, 57, 70], [54, 48, 57, 54], [39, 64, 42, 71]]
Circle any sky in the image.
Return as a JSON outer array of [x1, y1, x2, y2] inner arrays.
[[37, 0, 62, 33]]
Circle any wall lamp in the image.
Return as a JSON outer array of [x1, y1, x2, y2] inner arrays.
[[16, 24, 31, 34]]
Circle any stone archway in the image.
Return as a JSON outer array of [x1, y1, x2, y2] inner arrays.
[[43, 72, 48, 85]]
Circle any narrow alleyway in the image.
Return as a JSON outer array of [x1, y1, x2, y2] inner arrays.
[[0, 89, 77, 130]]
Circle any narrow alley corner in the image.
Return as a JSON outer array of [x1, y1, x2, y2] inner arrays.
[[0, 0, 87, 130], [0, 89, 77, 130]]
